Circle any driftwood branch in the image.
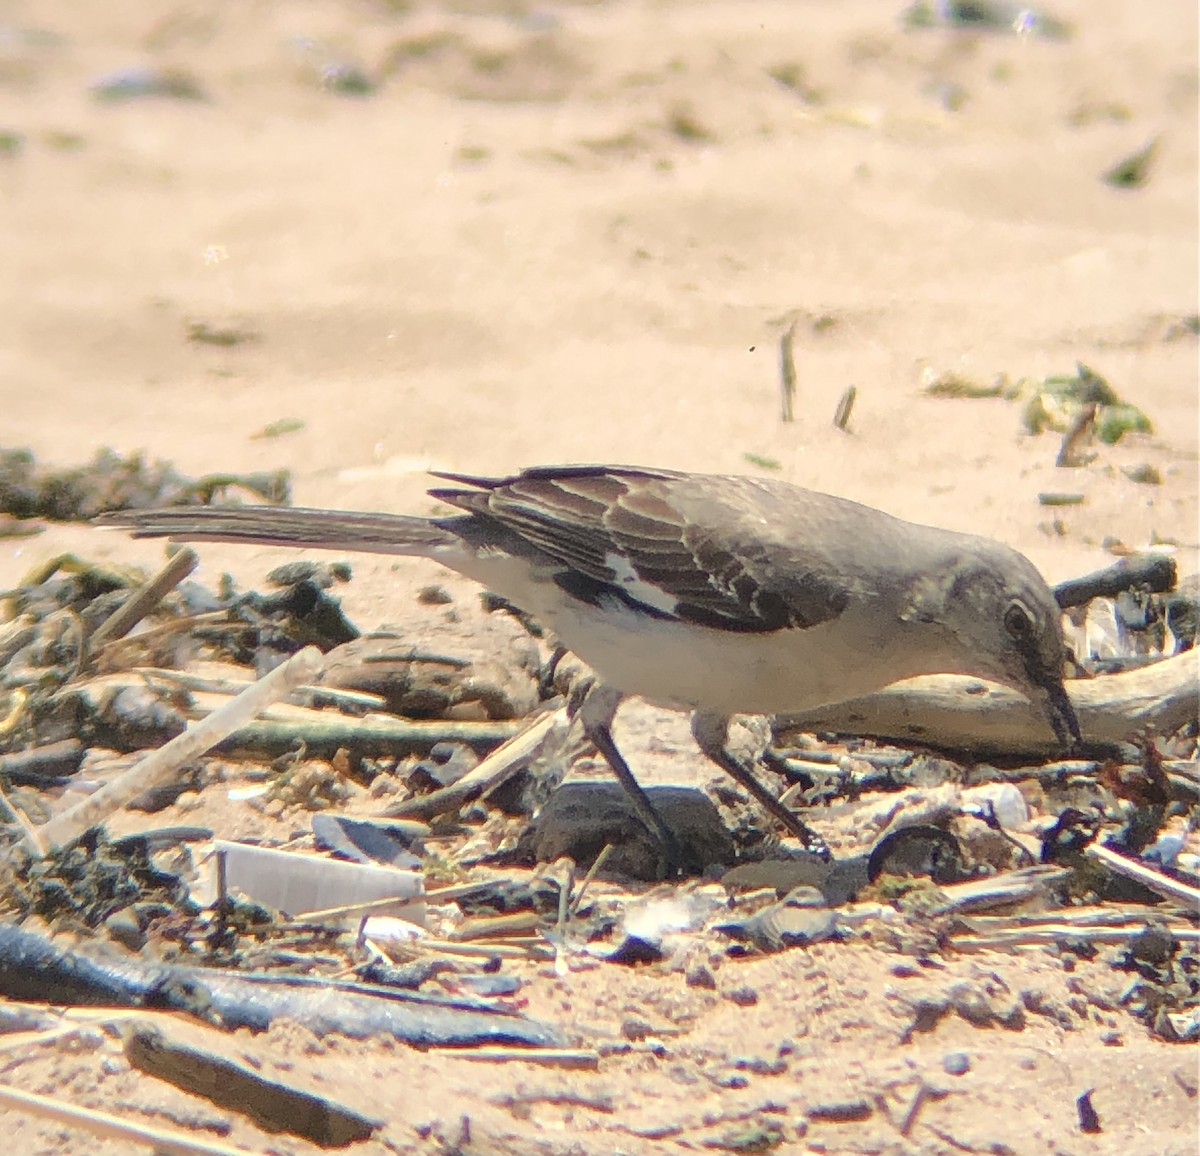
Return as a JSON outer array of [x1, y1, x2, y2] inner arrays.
[[1053, 553, 1177, 609], [776, 650, 1198, 759]]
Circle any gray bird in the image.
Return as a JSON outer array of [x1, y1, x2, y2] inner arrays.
[[100, 465, 1080, 867]]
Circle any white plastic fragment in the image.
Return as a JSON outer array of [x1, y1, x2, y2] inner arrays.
[[959, 782, 1030, 829], [361, 915, 429, 945], [212, 840, 426, 925]]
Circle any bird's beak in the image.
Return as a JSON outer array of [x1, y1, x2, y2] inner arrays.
[[1014, 634, 1082, 752], [1020, 653, 1081, 752], [1041, 676, 1082, 752]]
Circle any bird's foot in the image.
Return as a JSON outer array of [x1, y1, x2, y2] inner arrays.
[[693, 711, 832, 862]]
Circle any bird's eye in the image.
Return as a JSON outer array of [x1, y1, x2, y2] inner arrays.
[[1004, 601, 1034, 640]]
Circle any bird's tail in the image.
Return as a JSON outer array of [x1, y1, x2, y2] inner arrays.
[[96, 505, 457, 557]]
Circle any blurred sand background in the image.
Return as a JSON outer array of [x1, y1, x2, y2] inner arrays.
[[3, 0, 1196, 594], [0, 1, 1197, 1153]]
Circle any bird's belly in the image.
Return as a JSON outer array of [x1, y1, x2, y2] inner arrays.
[[544, 598, 912, 716]]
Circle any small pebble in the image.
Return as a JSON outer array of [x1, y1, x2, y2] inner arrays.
[[59, 1028, 105, 1053], [621, 1017, 655, 1041], [1101, 1031, 1123, 1047], [457, 974, 521, 998], [713, 1072, 749, 1090], [321, 63, 374, 96], [734, 1056, 787, 1076], [1077, 1089, 1102, 1134], [942, 1051, 971, 1076], [90, 67, 205, 102], [1129, 925, 1175, 965], [417, 584, 453, 605], [686, 963, 717, 989], [726, 985, 758, 1008], [104, 910, 145, 952]]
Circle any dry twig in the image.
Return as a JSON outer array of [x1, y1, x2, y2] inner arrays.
[[37, 646, 323, 850]]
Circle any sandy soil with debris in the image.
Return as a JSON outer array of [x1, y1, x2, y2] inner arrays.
[[1, 0, 1197, 1153]]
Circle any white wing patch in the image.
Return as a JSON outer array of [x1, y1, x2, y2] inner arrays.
[[604, 552, 679, 616]]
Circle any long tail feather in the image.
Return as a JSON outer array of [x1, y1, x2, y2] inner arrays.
[[96, 506, 456, 557]]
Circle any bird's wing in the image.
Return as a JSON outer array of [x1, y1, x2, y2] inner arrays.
[[429, 467, 852, 633]]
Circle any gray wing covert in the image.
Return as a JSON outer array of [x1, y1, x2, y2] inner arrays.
[[430, 467, 852, 634]]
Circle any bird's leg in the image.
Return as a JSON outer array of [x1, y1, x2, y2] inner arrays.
[[691, 711, 830, 859], [576, 682, 683, 877]]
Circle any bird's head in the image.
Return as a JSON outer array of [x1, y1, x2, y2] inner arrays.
[[902, 542, 1081, 751]]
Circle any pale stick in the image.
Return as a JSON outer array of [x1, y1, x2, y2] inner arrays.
[[36, 646, 323, 852]]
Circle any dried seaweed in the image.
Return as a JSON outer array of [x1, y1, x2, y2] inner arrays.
[[0, 446, 289, 523]]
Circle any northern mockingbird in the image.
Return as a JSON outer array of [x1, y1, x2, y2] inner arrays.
[[102, 465, 1080, 866]]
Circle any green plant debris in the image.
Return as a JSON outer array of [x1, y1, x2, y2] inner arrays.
[[455, 144, 491, 163], [320, 64, 374, 96], [1038, 492, 1085, 507], [1067, 100, 1132, 127], [1103, 137, 1160, 189], [186, 321, 259, 347], [666, 105, 715, 143], [767, 62, 824, 104], [0, 446, 291, 520], [1095, 403, 1153, 444], [1020, 362, 1151, 444], [1123, 463, 1163, 485], [926, 362, 1150, 449], [743, 453, 782, 471], [1022, 392, 1054, 435], [1167, 313, 1199, 339], [923, 371, 1022, 399], [579, 130, 646, 156], [703, 1122, 785, 1152], [251, 418, 306, 440], [470, 49, 508, 75], [385, 31, 458, 63]]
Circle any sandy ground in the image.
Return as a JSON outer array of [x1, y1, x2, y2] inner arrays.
[[1, 0, 1197, 1153]]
